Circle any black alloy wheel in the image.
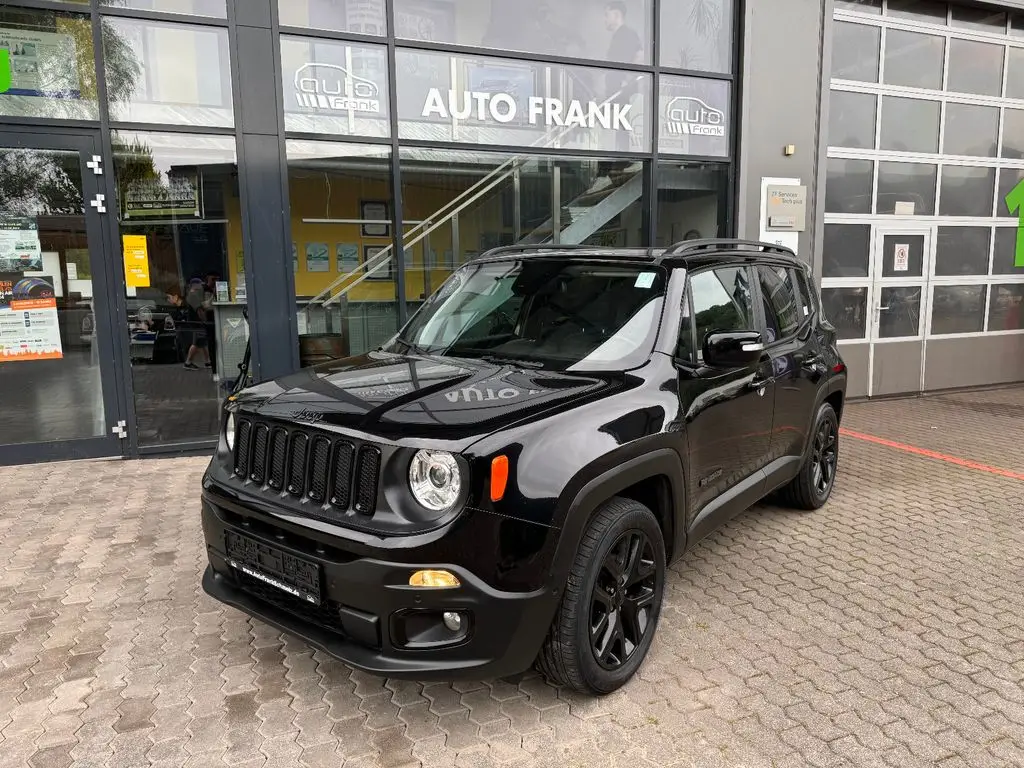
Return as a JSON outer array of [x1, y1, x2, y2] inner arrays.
[[590, 530, 657, 670], [810, 417, 838, 498], [777, 401, 840, 510]]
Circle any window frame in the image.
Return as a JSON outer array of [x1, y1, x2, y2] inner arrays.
[[676, 262, 757, 368], [756, 264, 809, 347]]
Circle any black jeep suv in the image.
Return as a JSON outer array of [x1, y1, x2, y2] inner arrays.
[[201, 240, 847, 694]]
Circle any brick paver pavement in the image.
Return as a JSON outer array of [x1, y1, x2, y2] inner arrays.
[[1, 387, 1023, 768]]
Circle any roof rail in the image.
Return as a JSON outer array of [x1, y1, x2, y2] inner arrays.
[[664, 238, 795, 257], [474, 244, 612, 260]]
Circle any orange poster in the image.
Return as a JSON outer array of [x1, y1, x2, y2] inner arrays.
[[0, 274, 64, 362]]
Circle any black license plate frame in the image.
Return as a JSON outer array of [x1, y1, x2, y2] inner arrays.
[[225, 530, 323, 606]]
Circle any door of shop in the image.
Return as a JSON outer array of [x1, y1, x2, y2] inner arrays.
[[868, 224, 933, 397], [0, 128, 127, 465]]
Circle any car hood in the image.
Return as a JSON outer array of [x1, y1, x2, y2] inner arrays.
[[233, 351, 624, 442]]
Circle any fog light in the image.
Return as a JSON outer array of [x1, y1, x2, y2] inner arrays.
[[443, 612, 462, 632], [409, 569, 460, 588]]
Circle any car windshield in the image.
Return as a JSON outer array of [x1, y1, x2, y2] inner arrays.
[[385, 258, 668, 371]]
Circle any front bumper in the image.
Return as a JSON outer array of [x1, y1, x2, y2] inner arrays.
[[201, 490, 556, 680]]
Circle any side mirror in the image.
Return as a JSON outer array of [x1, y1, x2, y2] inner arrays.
[[703, 330, 764, 368]]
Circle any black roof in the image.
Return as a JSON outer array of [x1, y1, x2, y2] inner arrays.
[[473, 239, 803, 269]]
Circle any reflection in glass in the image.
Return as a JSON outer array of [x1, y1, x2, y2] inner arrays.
[[280, 37, 390, 138], [825, 158, 873, 214], [287, 141, 397, 362], [881, 235, 924, 278], [393, 0, 652, 66], [0, 8, 99, 121], [887, 0, 948, 23], [939, 167, 995, 218], [656, 162, 727, 245], [931, 285, 985, 335], [821, 287, 868, 340], [1003, 110, 1024, 159], [658, 75, 731, 158], [100, 0, 226, 17], [103, 19, 233, 127], [947, 39, 1004, 97], [992, 228, 1024, 275], [999, 169, 1024, 217], [690, 268, 754, 362], [878, 286, 922, 339], [111, 132, 238, 445], [950, 6, 1006, 32], [835, 0, 881, 13], [1008, 49, 1024, 100], [877, 162, 936, 215], [880, 96, 939, 153], [823, 224, 870, 278], [0, 147, 107, 446], [1014, 14, 1024, 37], [943, 104, 998, 157], [934, 227, 991, 276], [883, 30, 944, 90], [660, 0, 733, 73], [828, 91, 876, 149], [395, 48, 652, 153], [278, 0, 386, 35], [989, 284, 1024, 330], [832, 22, 880, 83]]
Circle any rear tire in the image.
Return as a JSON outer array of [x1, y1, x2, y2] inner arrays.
[[536, 497, 666, 694], [777, 402, 839, 510]]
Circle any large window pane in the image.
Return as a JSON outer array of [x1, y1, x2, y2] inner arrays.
[[111, 132, 239, 445], [287, 141, 397, 364], [951, 6, 1006, 33], [947, 39, 1003, 97], [821, 287, 868, 340], [939, 166, 996, 217], [828, 91, 876, 149], [1003, 110, 1024, 159], [884, 30, 944, 90], [0, 8, 98, 120], [934, 227, 991, 276], [887, 0, 947, 23], [100, 0, 226, 17], [832, 21, 880, 83], [392, 0, 652, 65], [993, 228, 1024, 275], [999, 169, 1024, 217], [880, 96, 939, 153], [395, 48, 652, 153], [1014, 14, 1024, 38], [836, 0, 881, 13], [823, 224, 870, 278], [877, 162, 936, 215], [281, 37, 390, 138], [658, 75, 731, 158], [660, 0, 732, 73], [943, 103, 998, 157], [989, 284, 1024, 330], [826, 159, 873, 214], [656, 162, 727, 245], [278, 0, 386, 35], [1008, 48, 1024, 100], [103, 19, 233, 127], [931, 285, 986, 335], [878, 286, 922, 338]]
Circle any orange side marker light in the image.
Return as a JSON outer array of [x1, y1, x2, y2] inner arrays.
[[490, 455, 509, 502]]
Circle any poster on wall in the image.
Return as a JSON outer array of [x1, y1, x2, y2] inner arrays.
[[121, 234, 151, 288], [306, 243, 330, 272], [0, 29, 80, 98], [363, 245, 391, 280], [338, 243, 360, 273], [360, 201, 390, 237], [0, 273, 63, 362], [0, 216, 42, 272], [122, 173, 201, 219]]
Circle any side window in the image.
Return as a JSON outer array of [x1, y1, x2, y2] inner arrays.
[[687, 267, 755, 364], [758, 266, 802, 343]]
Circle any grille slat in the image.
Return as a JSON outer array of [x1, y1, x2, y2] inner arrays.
[[331, 442, 355, 509], [268, 429, 288, 490], [250, 425, 269, 484], [234, 419, 252, 477], [307, 438, 331, 503], [288, 434, 309, 497], [354, 447, 381, 516]]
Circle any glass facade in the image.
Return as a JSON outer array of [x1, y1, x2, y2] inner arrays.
[[0, 0, 735, 459]]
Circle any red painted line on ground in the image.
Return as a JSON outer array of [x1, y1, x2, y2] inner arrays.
[[840, 428, 1024, 482]]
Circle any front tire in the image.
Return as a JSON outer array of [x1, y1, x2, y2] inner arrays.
[[536, 497, 666, 694], [778, 402, 839, 510]]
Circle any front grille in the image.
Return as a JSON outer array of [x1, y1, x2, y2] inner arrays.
[[232, 417, 381, 521]]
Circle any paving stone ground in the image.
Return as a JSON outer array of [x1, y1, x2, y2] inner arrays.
[[1, 387, 1023, 768]]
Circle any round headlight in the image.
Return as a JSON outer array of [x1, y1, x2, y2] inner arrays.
[[225, 412, 236, 451], [409, 450, 461, 512]]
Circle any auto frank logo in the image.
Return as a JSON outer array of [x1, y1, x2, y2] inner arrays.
[[664, 96, 726, 137], [294, 63, 381, 113]]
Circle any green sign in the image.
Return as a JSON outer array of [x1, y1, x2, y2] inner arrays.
[[1007, 178, 1024, 269], [0, 49, 10, 94]]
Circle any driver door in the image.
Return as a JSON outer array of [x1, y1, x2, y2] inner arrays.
[[676, 264, 774, 538]]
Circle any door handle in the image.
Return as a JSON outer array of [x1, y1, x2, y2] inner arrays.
[[748, 376, 775, 390]]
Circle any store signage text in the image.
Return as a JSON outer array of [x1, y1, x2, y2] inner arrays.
[[664, 96, 725, 137], [422, 88, 634, 131], [294, 63, 381, 113]]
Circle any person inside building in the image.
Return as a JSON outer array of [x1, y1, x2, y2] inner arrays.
[[165, 284, 210, 370]]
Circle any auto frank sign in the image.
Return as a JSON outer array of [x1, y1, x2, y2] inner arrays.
[[293, 63, 381, 114]]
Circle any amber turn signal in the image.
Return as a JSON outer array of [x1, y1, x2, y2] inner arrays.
[[490, 455, 509, 502], [409, 569, 461, 588]]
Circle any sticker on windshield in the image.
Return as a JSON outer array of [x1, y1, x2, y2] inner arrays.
[[634, 272, 656, 289]]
